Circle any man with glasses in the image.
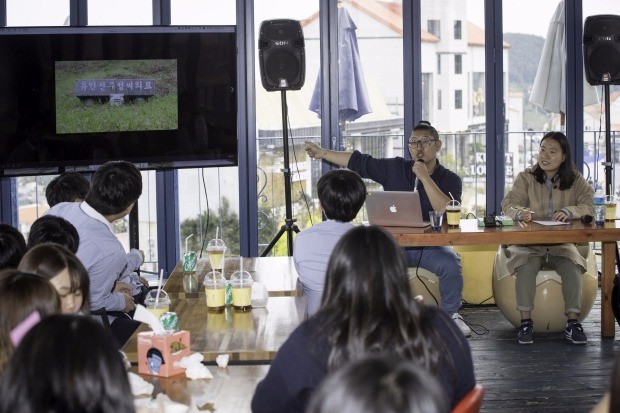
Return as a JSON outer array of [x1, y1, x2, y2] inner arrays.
[[304, 121, 470, 336]]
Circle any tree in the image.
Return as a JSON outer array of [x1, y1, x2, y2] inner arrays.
[[180, 198, 240, 256]]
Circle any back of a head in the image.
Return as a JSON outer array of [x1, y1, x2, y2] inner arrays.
[[306, 356, 449, 413], [0, 314, 134, 413], [19, 243, 90, 314], [317, 169, 367, 222], [45, 172, 90, 207], [0, 270, 60, 372], [85, 161, 142, 216], [27, 215, 80, 253], [0, 223, 26, 270], [321, 225, 411, 313]]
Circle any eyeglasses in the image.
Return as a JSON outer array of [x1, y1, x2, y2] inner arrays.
[[407, 137, 437, 149]]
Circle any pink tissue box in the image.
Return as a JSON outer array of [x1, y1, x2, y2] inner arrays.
[[137, 330, 190, 377]]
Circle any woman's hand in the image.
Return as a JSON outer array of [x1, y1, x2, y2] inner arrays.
[[552, 210, 570, 222]]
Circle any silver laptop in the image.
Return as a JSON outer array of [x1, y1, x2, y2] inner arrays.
[[365, 191, 430, 228]]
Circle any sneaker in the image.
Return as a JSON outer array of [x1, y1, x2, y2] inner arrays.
[[452, 313, 471, 337], [565, 321, 587, 344], [518, 321, 534, 344]]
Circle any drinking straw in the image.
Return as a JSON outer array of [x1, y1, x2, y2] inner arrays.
[[185, 233, 194, 255], [216, 227, 220, 241], [449, 192, 455, 200], [240, 256, 243, 274], [155, 268, 164, 306]]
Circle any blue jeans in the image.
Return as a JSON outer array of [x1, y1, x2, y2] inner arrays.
[[404, 246, 463, 314]]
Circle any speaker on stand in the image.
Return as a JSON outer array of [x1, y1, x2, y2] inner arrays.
[[583, 14, 620, 275], [258, 19, 305, 256]]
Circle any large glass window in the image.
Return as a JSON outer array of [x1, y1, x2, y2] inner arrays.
[[6, 0, 69, 26], [171, 0, 235, 25], [422, 0, 486, 217], [87, 0, 152, 25]]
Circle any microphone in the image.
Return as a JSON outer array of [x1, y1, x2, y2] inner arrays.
[[581, 214, 593, 224]]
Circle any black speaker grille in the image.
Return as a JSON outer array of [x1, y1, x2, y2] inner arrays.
[[584, 15, 620, 85], [258, 19, 305, 91]]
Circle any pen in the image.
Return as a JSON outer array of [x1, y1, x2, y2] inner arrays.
[[511, 206, 537, 214]]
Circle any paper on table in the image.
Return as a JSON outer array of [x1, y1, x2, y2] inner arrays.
[[533, 220, 570, 226]]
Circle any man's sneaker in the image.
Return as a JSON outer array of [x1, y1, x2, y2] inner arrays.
[[565, 321, 587, 344], [452, 313, 471, 337], [518, 321, 534, 344]]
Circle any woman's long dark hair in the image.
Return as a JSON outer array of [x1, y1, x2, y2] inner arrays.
[[530, 131, 576, 190], [317, 226, 441, 374], [0, 314, 134, 413]]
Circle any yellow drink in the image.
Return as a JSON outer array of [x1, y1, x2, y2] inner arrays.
[[606, 202, 617, 221], [208, 248, 226, 270], [206, 287, 226, 311], [446, 206, 461, 228], [146, 304, 169, 320], [232, 286, 252, 310]]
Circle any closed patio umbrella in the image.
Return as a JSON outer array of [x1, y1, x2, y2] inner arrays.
[[529, 0, 598, 122], [309, 6, 372, 123]]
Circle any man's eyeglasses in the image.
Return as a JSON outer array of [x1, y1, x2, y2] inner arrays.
[[407, 137, 437, 149]]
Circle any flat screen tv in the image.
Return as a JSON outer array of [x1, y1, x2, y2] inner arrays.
[[0, 25, 238, 176]]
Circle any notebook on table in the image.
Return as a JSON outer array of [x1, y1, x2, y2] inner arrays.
[[365, 191, 430, 228]]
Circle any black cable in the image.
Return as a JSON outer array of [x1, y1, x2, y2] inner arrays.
[[199, 168, 210, 259]]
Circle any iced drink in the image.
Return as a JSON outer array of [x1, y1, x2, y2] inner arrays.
[[204, 271, 226, 312], [207, 239, 227, 271], [606, 196, 617, 221], [144, 290, 170, 320], [231, 270, 253, 312], [446, 200, 461, 228]]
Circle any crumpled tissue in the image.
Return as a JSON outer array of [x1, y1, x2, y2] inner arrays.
[[216, 354, 229, 368], [174, 353, 214, 380], [128, 371, 155, 396]]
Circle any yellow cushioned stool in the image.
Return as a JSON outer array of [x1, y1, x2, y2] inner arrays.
[[492, 243, 598, 332]]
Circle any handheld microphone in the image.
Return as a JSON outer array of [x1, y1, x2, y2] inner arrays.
[[581, 214, 593, 224]]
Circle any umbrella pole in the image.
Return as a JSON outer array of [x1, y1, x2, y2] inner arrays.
[[261, 90, 300, 257]]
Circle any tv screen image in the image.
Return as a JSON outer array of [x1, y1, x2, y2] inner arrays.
[[0, 26, 237, 175], [56, 59, 178, 134]]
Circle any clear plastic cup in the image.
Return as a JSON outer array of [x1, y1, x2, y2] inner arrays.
[[429, 210, 444, 231], [207, 239, 227, 271], [204, 271, 226, 312], [230, 270, 253, 312], [446, 200, 461, 228], [144, 289, 170, 320], [605, 195, 616, 221]]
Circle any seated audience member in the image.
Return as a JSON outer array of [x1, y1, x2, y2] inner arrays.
[[251, 226, 475, 413], [0, 223, 26, 270], [19, 244, 90, 314], [293, 169, 366, 315], [26, 215, 80, 253], [45, 171, 90, 207], [0, 270, 60, 373], [46, 161, 146, 347], [306, 355, 449, 413], [0, 314, 135, 413]]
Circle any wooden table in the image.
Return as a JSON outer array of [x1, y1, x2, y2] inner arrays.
[[385, 218, 620, 337], [163, 256, 300, 299], [132, 364, 268, 413], [123, 296, 306, 363]]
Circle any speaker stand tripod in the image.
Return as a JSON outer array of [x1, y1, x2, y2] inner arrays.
[[261, 90, 300, 257]]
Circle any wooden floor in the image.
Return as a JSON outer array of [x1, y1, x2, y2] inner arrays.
[[462, 289, 620, 413]]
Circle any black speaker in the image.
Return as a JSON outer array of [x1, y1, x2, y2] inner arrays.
[[583, 15, 620, 85], [258, 19, 305, 91]]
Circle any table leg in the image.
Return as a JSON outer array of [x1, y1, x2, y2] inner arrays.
[[601, 241, 616, 337]]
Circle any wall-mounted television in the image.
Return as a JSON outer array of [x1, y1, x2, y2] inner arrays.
[[0, 25, 238, 176]]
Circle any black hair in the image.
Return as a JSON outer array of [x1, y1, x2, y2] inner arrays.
[[0, 223, 27, 270], [0, 314, 134, 413], [45, 172, 90, 207], [85, 161, 143, 216], [147, 348, 165, 363], [19, 243, 90, 315], [0, 269, 60, 372], [306, 355, 449, 413], [27, 215, 80, 253], [530, 131, 576, 190], [317, 169, 366, 222], [412, 120, 439, 140], [318, 226, 441, 373]]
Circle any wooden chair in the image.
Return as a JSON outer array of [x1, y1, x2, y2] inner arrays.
[[452, 384, 484, 413]]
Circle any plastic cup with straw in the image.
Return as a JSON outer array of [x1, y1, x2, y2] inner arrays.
[[207, 227, 226, 272], [144, 268, 170, 320], [446, 192, 461, 228]]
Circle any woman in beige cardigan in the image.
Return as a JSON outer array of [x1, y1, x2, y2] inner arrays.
[[501, 131, 594, 345]]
